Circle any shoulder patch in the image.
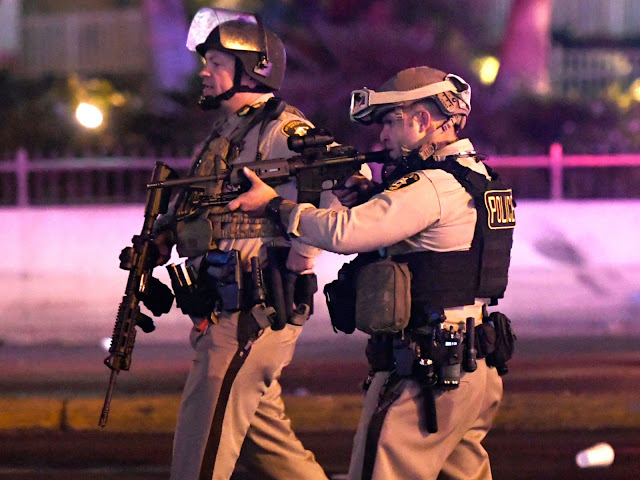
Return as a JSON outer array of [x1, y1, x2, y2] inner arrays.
[[282, 120, 312, 137], [388, 172, 421, 191], [484, 189, 516, 229]]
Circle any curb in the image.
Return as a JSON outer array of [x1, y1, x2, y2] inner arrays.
[[2, 392, 640, 433]]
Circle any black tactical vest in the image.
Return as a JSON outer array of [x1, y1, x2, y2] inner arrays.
[[393, 157, 515, 310]]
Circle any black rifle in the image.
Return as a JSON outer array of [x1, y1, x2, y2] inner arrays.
[[99, 162, 176, 428], [146, 128, 388, 208]]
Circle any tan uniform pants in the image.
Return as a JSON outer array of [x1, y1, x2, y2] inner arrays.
[[169, 313, 328, 480], [348, 359, 502, 480]]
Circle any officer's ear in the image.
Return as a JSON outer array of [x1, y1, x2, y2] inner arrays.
[[412, 106, 432, 133]]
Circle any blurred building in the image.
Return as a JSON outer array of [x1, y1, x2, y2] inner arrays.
[[478, 0, 640, 98], [3, 0, 195, 95], [3, 0, 640, 100]]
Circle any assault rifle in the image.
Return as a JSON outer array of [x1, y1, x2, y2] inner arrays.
[[146, 128, 388, 208], [98, 162, 177, 427]]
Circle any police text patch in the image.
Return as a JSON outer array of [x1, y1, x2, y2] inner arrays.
[[484, 189, 516, 229], [282, 120, 311, 137], [388, 173, 421, 191]]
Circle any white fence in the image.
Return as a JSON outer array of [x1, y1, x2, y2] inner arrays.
[[1, 144, 640, 206]]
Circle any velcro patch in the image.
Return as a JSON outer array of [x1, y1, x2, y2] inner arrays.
[[388, 173, 420, 191], [282, 120, 312, 137], [484, 189, 516, 229]]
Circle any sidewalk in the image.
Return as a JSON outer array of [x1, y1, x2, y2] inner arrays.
[[1, 336, 639, 433]]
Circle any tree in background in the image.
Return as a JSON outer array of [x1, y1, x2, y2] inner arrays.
[[4, 0, 640, 158], [492, 0, 554, 101]]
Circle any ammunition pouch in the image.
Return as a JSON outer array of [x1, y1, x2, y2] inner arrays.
[[200, 249, 245, 312], [166, 249, 244, 318], [166, 262, 217, 318]]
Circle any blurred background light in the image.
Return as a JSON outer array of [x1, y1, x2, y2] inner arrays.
[[630, 78, 640, 102], [100, 337, 112, 352], [473, 55, 500, 85]]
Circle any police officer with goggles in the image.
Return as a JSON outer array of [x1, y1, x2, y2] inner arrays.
[[151, 7, 332, 480], [229, 66, 516, 480]]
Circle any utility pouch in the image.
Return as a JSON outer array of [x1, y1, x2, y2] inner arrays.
[[483, 311, 516, 376], [355, 258, 411, 335]]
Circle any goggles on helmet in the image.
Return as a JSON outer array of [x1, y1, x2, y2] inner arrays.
[[186, 7, 265, 55], [349, 74, 471, 125]]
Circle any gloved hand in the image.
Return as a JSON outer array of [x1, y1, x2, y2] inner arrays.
[[118, 235, 160, 271], [333, 174, 375, 207], [286, 249, 315, 274]]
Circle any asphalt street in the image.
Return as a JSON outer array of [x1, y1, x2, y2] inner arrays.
[[1, 335, 640, 479]]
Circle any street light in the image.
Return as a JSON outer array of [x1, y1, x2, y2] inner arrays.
[[75, 102, 104, 129], [472, 56, 500, 86]]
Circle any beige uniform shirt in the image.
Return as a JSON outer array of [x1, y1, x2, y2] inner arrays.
[[287, 139, 489, 325]]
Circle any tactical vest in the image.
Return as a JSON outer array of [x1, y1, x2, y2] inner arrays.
[[393, 157, 515, 310], [174, 98, 289, 257]]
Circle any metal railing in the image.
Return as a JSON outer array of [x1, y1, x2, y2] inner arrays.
[[1, 145, 640, 206], [0, 149, 192, 206]]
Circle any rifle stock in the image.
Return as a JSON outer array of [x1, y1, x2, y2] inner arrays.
[[99, 161, 176, 428]]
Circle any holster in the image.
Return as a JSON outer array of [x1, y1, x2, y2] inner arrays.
[[323, 252, 379, 334]]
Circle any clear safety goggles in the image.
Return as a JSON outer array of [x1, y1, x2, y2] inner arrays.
[[186, 7, 264, 53], [349, 75, 470, 124]]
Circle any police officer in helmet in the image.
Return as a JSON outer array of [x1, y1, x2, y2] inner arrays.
[[187, 8, 286, 111], [229, 65, 516, 480], [153, 7, 331, 480]]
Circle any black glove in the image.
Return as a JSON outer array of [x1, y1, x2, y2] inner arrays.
[[138, 275, 174, 316]]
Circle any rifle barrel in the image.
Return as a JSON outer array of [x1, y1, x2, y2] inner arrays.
[[98, 369, 119, 427]]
